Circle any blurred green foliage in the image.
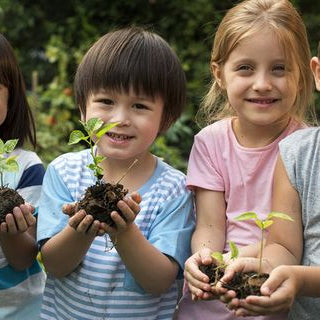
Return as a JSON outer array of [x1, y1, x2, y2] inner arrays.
[[0, 0, 319, 172]]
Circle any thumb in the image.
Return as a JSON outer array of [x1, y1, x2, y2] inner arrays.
[[62, 203, 77, 216], [260, 274, 283, 296]]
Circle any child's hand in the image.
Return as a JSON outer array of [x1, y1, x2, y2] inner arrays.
[[227, 265, 296, 317], [0, 203, 36, 234], [103, 192, 141, 237], [184, 247, 217, 301], [68, 209, 102, 237], [218, 257, 273, 314]]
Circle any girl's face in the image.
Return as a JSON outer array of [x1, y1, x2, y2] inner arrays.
[[84, 87, 164, 162], [0, 84, 8, 126], [213, 29, 299, 128]]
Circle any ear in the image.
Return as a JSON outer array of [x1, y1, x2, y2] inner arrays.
[[310, 57, 320, 91], [211, 62, 224, 89]]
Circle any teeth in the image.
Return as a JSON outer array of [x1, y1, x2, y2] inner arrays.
[[108, 133, 130, 140]]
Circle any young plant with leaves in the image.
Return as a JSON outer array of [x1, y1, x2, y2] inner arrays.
[[65, 117, 129, 226], [68, 118, 119, 180], [235, 211, 294, 274], [0, 138, 25, 222], [201, 241, 239, 286]]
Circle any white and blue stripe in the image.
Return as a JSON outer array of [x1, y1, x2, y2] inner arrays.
[[37, 149, 194, 319]]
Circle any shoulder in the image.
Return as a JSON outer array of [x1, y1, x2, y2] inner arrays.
[[196, 118, 230, 139], [14, 149, 43, 168], [49, 149, 90, 172], [152, 159, 190, 199], [280, 127, 320, 152]]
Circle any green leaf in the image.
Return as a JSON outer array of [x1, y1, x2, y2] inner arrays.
[[94, 155, 105, 164], [0, 139, 4, 154], [255, 220, 263, 229], [96, 122, 119, 138], [3, 157, 19, 172], [267, 211, 294, 222], [211, 252, 224, 264], [68, 130, 86, 145], [87, 163, 97, 171], [228, 241, 239, 260], [86, 118, 103, 133], [262, 220, 274, 229], [4, 139, 18, 153], [235, 212, 258, 221]]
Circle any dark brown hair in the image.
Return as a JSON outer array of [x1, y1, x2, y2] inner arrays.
[[74, 26, 186, 132], [0, 33, 36, 148]]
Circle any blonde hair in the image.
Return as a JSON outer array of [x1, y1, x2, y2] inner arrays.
[[198, 0, 315, 126]]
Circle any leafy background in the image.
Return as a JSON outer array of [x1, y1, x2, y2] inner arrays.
[[0, 0, 319, 172]]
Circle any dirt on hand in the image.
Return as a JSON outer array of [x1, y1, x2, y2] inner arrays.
[[64, 181, 128, 227], [0, 187, 25, 223]]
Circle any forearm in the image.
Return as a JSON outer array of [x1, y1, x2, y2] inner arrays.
[[115, 223, 178, 295], [0, 231, 38, 270], [41, 225, 95, 278], [191, 225, 225, 254], [290, 266, 320, 296], [263, 243, 300, 268]]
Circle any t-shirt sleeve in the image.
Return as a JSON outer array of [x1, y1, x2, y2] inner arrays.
[[187, 131, 224, 191], [37, 163, 74, 242], [279, 136, 297, 190], [148, 191, 195, 278]]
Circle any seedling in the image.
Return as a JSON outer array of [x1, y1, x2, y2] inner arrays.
[[0, 138, 25, 222], [66, 117, 137, 227], [68, 118, 119, 180], [202, 241, 239, 286], [235, 211, 293, 274], [0, 139, 19, 187]]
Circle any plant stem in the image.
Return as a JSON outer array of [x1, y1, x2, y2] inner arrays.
[[0, 171, 3, 188], [116, 159, 139, 184], [259, 228, 264, 275]]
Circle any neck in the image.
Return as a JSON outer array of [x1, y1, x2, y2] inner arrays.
[[232, 117, 291, 148], [101, 152, 156, 192]]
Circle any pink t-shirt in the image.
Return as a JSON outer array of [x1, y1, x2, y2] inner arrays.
[[177, 117, 301, 320]]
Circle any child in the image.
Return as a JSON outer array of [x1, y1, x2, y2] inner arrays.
[[36, 26, 195, 320], [218, 40, 320, 319], [0, 33, 46, 319], [176, 0, 315, 319]]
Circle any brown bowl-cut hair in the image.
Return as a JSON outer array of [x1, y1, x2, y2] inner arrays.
[[74, 26, 186, 132]]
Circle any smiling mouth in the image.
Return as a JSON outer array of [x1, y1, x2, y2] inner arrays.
[[107, 132, 133, 141], [247, 98, 278, 104]]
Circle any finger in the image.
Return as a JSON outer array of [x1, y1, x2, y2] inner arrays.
[[5, 212, 18, 233], [117, 200, 136, 223], [184, 271, 211, 292], [20, 204, 36, 227], [86, 220, 100, 236], [130, 192, 142, 204], [69, 210, 87, 229], [110, 211, 127, 231], [0, 222, 8, 233], [63, 203, 77, 216], [12, 207, 28, 232]]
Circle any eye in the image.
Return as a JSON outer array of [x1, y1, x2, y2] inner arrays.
[[272, 64, 285, 76], [235, 64, 254, 75], [133, 103, 148, 110], [96, 98, 114, 105]]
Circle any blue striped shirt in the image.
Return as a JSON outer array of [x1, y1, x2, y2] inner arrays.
[[37, 149, 195, 320]]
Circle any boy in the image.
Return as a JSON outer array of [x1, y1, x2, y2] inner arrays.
[[37, 27, 195, 320]]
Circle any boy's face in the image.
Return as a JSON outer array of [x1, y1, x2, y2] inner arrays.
[[84, 87, 164, 161], [310, 56, 320, 91]]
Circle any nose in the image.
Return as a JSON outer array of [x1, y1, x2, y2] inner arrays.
[[252, 72, 272, 92], [111, 106, 130, 127]]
